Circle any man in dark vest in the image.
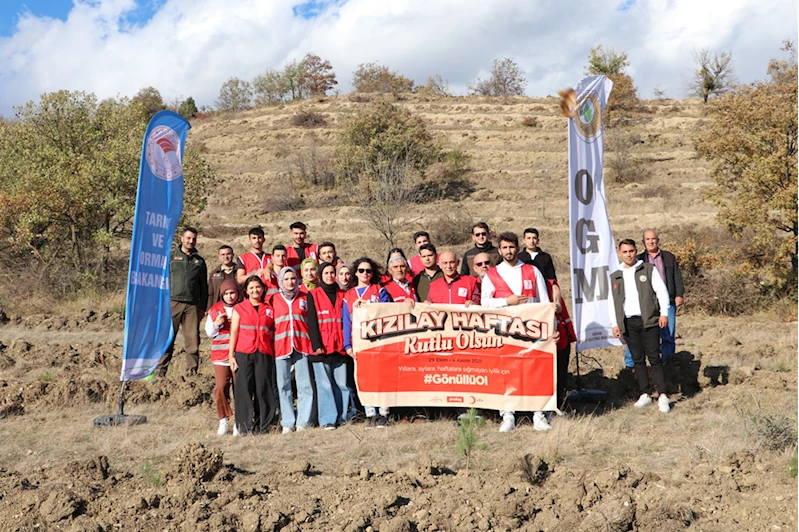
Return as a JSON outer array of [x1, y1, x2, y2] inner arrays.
[[609, 239, 671, 413], [623, 229, 685, 367]]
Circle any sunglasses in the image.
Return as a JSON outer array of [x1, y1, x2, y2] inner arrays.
[[357, 268, 373, 274], [474, 261, 491, 267], [473, 232, 487, 237]]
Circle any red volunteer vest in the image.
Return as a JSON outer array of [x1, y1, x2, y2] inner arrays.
[[239, 251, 272, 282], [233, 300, 274, 355], [286, 243, 319, 269], [271, 293, 313, 358], [264, 279, 280, 298], [546, 279, 578, 349], [208, 301, 232, 363], [485, 263, 538, 299], [382, 279, 416, 303], [344, 284, 381, 311], [310, 286, 345, 354], [427, 274, 478, 305]]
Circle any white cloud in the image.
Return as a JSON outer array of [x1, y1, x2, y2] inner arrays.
[[0, 0, 795, 113]]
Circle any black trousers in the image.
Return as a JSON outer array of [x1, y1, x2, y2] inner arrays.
[[624, 316, 666, 395], [234, 351, 276, 434], [556, 346, 570, 408]]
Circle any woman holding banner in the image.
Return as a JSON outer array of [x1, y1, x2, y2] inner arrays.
[[307, 262, 352, 428], [343, 258, 391, 429], [228, 276, 277, 435], [271, 267, 315, 433]]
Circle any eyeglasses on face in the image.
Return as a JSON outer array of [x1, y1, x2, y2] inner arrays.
[[474, 261, 490, 267], [357, 268, 372, 274], [473, 232, 487, 237]]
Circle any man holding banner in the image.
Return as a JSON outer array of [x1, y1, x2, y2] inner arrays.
[[481, 232, 552, 432]]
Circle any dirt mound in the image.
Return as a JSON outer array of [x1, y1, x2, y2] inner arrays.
[[172, 443, 224, 482]]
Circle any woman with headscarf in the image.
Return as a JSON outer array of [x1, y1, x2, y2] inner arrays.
[[299, 257, 319, 293], [271, 267, 315, 433], [337, 263, 353, 291], [307, 262, 351, 429], [342, 257, 392, 429], [205, 278, 240, 436], [228, 276, 277, 435]]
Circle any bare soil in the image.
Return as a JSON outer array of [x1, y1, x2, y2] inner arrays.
[[0, 95, 796, 531]]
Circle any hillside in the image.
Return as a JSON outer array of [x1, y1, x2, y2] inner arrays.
[[189, 94, 715, 274]]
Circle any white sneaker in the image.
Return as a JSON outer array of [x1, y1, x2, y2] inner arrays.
[[533, 411, 552, 431], [232, 423, 239, 437], [282, 426, 293, 434], [658, 394, 671, 413], [634, 393, 652, 408], [296, 425, 307, 432], [499, 412, 515, 433], [217, 418, 228, 436]]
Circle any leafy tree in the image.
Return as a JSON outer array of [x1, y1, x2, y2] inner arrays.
[[687, 48, 736, 103], [352, 62, 414, 93], [415, 74, 452, 97], [468, 58, 527, 97], [335, 101, 440, 184], [178, 96, 198, 119], [585, 46, 639, 126], [216, 77, 252, 111], [132, 86, 165, 119], [695, 41, 797, 286], [283, 59, 309, 100], [585, 45, 629, 75], [253, 68, 290, 105], [0, 90, 213, 291], [299, 53, 337, 96]]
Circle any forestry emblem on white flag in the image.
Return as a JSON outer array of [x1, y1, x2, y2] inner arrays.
[[567, 76, 621, 352]]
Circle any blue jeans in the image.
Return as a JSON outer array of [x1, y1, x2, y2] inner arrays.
[[625, 304, 676, 367], [275, 351, 313, 429], [312, 359, 351, 426]]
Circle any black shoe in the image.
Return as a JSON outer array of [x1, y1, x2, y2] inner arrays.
[[365, 416, 377, 430], [376, 415, 388, 429]]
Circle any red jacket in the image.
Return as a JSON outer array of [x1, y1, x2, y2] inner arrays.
[[286, 243, 319, 269], [271, 293, 313, 358], [311, 286, 345, 354], [427, 274, 480, 305], [344, 284, 381, 309], [233, 300, 274, 355], [208, 301, 232, 363], [382, 279, 417, 303], [485, 264, 538, 299], [239, 251, 272, 283]]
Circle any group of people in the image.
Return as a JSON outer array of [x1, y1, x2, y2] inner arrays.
[[156, 220, 684, 435]]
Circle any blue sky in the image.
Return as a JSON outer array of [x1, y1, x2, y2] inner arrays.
[[0, 0, 166, 36], [0, 0, 795, 114]]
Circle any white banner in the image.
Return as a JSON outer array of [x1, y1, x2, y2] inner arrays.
[[567, 76, 621, 352]]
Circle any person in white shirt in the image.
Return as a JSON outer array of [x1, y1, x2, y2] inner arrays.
[[609, 239, 671, 413], [481, 232, 554, 433]]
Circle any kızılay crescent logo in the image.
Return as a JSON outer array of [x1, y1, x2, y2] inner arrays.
[[574, 93, 602, 141], [145, 125, 183, 181]]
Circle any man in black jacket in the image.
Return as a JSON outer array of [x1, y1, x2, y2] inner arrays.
[[624, 229, 685, 367], [156, 227, 208, 377], [518, 228, 557, 281], [460, 222, 500, 276]]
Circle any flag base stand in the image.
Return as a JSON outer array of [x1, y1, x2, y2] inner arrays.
[[567, 351, 608, 403], [93, 383, 147, 427]]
